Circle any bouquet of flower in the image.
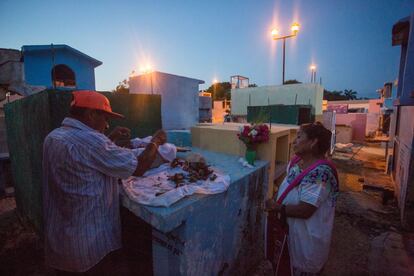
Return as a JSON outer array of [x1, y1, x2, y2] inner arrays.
[[237, 124, 270, 150]]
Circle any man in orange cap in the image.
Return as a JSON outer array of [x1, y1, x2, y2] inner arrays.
[[42, 90, 166, 274]]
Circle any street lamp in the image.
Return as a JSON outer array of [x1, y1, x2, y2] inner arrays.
[[310, 64, 316, 83], [271, 22, 300, 84], [140, 64, 154, 94]]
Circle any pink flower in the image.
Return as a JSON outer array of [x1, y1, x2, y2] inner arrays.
[[237, 124, 270, 146]]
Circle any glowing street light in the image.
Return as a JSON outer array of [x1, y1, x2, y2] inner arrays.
[[310, 64, 317, 83], [140, 64, 153, 74], [271, 22, 301, 84], [291, 22, 300, 34], [138, 63, 154, 94], [271, 29, 279, 37]]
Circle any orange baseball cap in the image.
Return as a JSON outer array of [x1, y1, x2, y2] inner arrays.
[[71, 90, 125, 119]]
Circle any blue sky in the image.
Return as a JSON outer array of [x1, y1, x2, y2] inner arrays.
[[1, 0, 413, 98]]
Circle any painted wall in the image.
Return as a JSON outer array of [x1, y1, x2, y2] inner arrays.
[[129, 72, 203, 130], [166, 130, 192, 147], [335, 125, 352, 144], [335, 113, 367, 142], [389, 106, 398, 144], [212, 100, 230, 123], [366, 113, 380, 136], [328, 99, 384, 139], [0, 94, 23, 154], [326, 99, 383, 113], [121, 149, 268, 275], [368, 99, 383, 113], [346, 102, 369, 112], [199, 96, 212, 122], [0, 49, 24, 85], [231, 83, 323, 116], [391, 13, 414, 229], [394, 14, 414, 106], [393, 106, 414, 228], [0, 116, 8, 154], [23, 48, 98, 90], [0, 94, 23, 110]]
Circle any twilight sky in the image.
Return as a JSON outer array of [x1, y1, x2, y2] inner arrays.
[[1, 0, 413, 98]]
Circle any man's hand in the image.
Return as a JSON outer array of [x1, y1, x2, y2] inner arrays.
[[108, 127, 131, 147], [133, 130, 167, 177], [151, 130, 167, 146]]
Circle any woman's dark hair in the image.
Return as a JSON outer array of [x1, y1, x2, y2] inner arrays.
[[300, 122, 332, 155]]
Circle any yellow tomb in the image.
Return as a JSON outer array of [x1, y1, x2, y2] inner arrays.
[[191, 123, 298, 198]]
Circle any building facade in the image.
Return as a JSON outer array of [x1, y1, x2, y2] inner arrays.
[[391, 13, 414, 229], [325, 99, 384, 142], [129, 71, 204, 130], [22, 44, 102, 90], [230, 83, 324, 121]]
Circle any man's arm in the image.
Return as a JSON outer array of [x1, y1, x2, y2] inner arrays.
[[132, 130, 167, 176]]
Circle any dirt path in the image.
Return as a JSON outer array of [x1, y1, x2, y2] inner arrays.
[[324, 145, 414, 275], [0, 198, 50, 275]]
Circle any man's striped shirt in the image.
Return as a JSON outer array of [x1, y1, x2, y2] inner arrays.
[[42, 117, 137, 272]]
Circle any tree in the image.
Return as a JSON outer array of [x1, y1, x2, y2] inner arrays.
[[248, 83, 258, 87], [112, 79, 129, 94], [283, 79, 302, 85], [205, 82, 231, 101], [343, 89, 358, 100], [323, 89, 348, 101]]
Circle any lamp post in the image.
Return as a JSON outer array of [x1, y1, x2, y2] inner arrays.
[[310, 64, 316, 83], [271, 22, 300, 84]]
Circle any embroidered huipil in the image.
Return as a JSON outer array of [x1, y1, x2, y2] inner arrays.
[[277, 163, 339, 273], [42, 118, 137, 272]]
